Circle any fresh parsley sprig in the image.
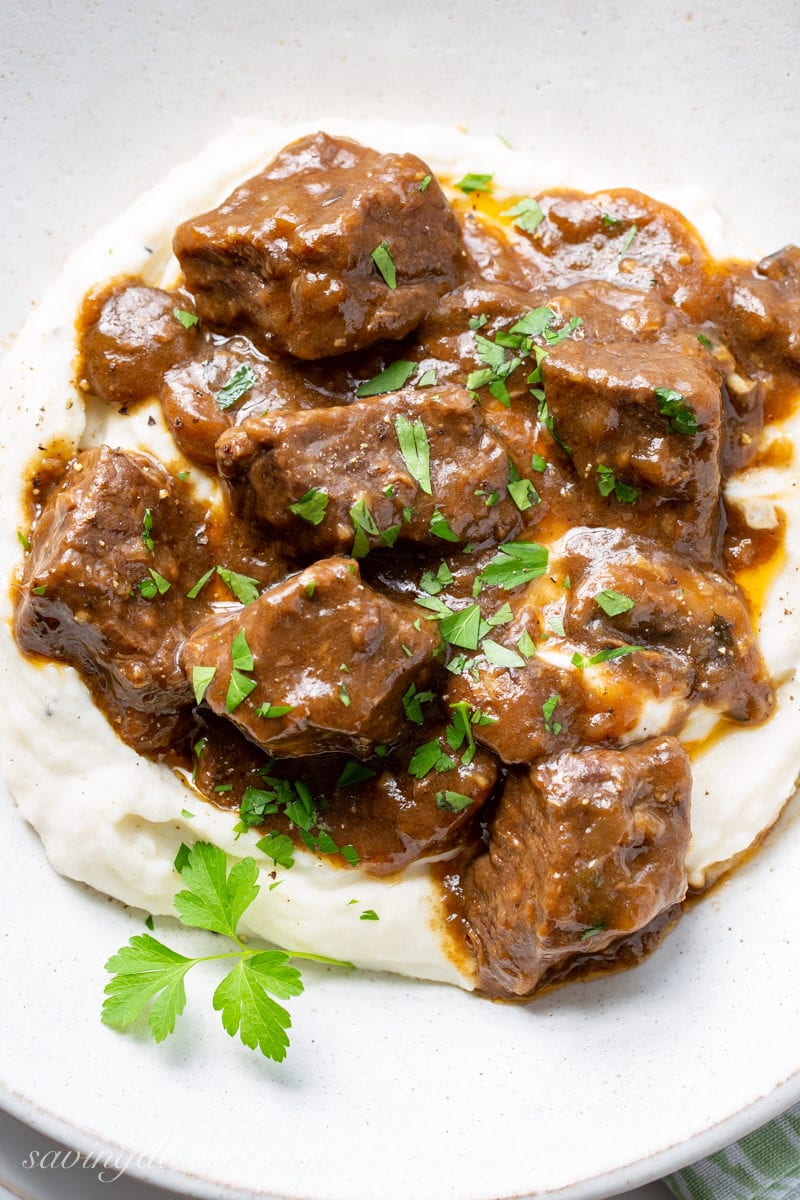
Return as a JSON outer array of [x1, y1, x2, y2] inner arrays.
[[102, 841, 352, 1063]]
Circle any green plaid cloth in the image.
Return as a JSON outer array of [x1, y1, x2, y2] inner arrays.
[[664, 1102, 800, 1199]]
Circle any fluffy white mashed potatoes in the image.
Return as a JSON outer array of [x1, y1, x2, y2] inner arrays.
[[1, 119, 799, 989]]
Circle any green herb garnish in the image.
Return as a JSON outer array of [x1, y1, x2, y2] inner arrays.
[[455, 173, 494, 194], [356, 360, 415, 398], [596, 464, 638, 504], [502, 197, 545, 234], [593, 589, 635, 617], [371, 241, 397, 289], [102, 841, 351, 1062], [216, 364, 257, 410], [289, 487, 329, 526], [395, 414, 432, 494], [173, 307, 199, 329], [655, 387, 699, 436]]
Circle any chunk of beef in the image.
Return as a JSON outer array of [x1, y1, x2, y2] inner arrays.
[[14, 447, 198, 751], [517, 189, 710, 303], [461, 737, 691, 997], [321, 728, 498, 875], [79, 282, 198, 405], [560, 526, 774, 723], [542, 334, 724, 559], [712, 246, 800, 372], [181, 557, 440, 758], [160, 339, 326, 468], [174, 132, 467, 359], [216, 384, 520, 555], [446, 630, 691, 764]]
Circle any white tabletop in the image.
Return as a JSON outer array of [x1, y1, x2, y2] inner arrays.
[[0, 1106, 670, 1200]]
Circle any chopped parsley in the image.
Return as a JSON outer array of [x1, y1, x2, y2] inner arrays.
[[481, 639, 525, 669], [542, 693, 562, 735], [531, 453, 547, 472], [216, 363, 257, 410], [402, 682, 437, 724], [593, 589, 635, 617], [217, 567, 260, 606], [255, 702, 293, 719], [439, 603, 484, 650], [455, 173, 493, 194], [416, 368, 438, 387], [360, 909, 380, 921], [371, 241, 397, 289], [336, 761, 377, 788], [655, 387, 699, 435], [502, 196, 545, 234], [517, 629, 536, 659], [429, 509, 459, 542], [571, 644, 644, 669], [289, 487, 329, 526], [187, 566, 216, 599], [477, 541, 549, 591], [596, 464, 638, 504], [395, 414, 432, 494], [172, 307, 199, 329], [408, 739, 455, 779], [256, 832, 295, 871], [435, 791, 473, 813], [141, 508, 155, 553], [137, 569, 170, 599], [620, 223, 638, 255], [191, 665, 216, 705], [697, 332, 714, 349], [420, 560, 454, 596], [356, 360, 415, 398], [419, 174, 432, 192]]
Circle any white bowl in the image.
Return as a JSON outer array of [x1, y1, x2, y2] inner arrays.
[[1, 3, 799, 1198]]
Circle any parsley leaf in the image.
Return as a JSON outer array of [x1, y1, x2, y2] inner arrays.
[[217, 567, 260, 606], [173, 307, 199, 329], [289, 487, 329, 526], [256, 832, 296, 870], [187, 566, 216, 599], [502, 197, 545, 234], [593, 589, 635, 617], [402, 682, 437, 725], [508, 476, 540, 512], [439, 603, 483, 650], [216, 364, 257, 410], [456, 173, 494, 194], [419, 174, 432, 192], [482, 639, 526, 669], [655, 387, 699, 436], [231, 629, 254, 672], [435, 791, 473, 812], [477, 541, 549, 590], [192, 665, 216, 705], [137, 569, 170, 599], [596, 464, 638, 504], [416, 368, 438, 387], [356, 360, 415, 398], [371, 241, 397, 289], [350, 498, 380, 557], [429, 510, 459, 543], [102, 842, 350, 1063], [141, 508, 155, 553], [395, 414, 432, 494], [571, 644, 644, 669], [336, 761, 377, 788], [255, 702, 293, 719]]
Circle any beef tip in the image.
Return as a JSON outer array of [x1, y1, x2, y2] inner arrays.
[[560, 526, 774, 724], [518, 189, 709, 303], [322, 728, 498, 876], [160, 339, 324, 469], [181, 557, 440, 758], [14, 447, 197, 751], [711, 246, 800, 372], [446, 628, 691, 764], [542, 334, 724, 560], [79, 281, 198, 405], [461, 737, 691, 997], [174, 132, 467, 359], [216, 383, 520, 555]]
